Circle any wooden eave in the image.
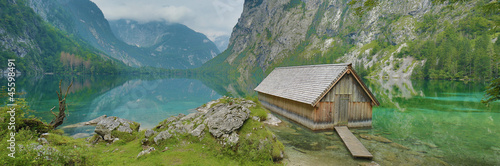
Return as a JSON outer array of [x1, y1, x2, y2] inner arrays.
[[312, 64, 380, 107]]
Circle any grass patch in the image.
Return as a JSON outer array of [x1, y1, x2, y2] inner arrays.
[[250, 106, 268, 121]]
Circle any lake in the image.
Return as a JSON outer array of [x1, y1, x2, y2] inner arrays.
[[2, 75, 499, 165]]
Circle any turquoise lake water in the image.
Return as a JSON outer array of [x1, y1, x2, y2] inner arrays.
[[2, 75, 499, 165], [366, 79, 500, 165]]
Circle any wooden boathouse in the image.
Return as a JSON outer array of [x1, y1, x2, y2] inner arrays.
[[255, 63, 380, 130]]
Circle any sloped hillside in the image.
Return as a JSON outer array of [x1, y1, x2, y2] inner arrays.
[[28, 0, 220, 69], [0, 0, 125, 74], [202, 0, 499, 88]]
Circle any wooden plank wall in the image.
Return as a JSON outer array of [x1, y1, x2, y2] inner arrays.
[[314, 102, 334, 123], [319, 74, 373, 127], [258, 93, 314, 120]]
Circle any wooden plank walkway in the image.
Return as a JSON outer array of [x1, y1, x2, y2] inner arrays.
[[335, 126, 373, 158]]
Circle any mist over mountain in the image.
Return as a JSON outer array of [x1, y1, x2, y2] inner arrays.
[[109, 19, 220, 66], [212, 35, 230, 52], [27, 0, 220, 69]]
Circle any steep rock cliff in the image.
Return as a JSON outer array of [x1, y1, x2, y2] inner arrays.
[[203, 0, 498, 86]]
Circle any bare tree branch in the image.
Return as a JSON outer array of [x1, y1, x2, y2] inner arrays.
[[49, 79, 73, 129], [50, 106, 57, 117]]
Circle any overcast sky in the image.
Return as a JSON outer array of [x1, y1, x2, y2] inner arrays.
[[90, 0, 244, 40]]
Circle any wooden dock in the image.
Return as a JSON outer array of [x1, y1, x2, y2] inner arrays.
[[335, 126, 373, 158]]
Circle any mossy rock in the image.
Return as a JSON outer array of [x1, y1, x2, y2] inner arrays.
[[19, 118, 52, 134]]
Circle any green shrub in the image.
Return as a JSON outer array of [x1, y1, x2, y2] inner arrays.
[[251, 107, 268, 121]]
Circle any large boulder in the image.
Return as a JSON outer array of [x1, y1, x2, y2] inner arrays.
[[204, 104, 250, 138], [152, 97, 253, 146]]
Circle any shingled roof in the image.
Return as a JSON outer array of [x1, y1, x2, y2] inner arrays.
[[254, 63, 379, 106]]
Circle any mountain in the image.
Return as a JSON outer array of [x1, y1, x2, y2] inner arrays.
[[0, 0, 125, 74], [202, 0, 499, 88], [213, 35, 230, 52], [28, 0, 146, 67], [109, 19, 220, 67], [28, 0, 219, 69]]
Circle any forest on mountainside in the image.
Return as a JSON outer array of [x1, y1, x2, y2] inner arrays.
[[0, 0, 127, 74]]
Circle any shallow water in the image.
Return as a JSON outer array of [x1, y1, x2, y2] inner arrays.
[[270, 79, 500, 165]]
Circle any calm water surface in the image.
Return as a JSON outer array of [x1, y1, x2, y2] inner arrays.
[[2, 75, 499, 165], [370, 79, 499, 165], [2, 75, 220, 134]]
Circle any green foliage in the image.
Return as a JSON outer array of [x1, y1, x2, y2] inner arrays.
[[18, 118, 51, 134], [265, 28, 272, 40], [418, 14, 439, 33], [0, 100, 92, 165], [284, 0, 305, 11], [250, 106, 268, 121], [0, 0, 127, 74], [355, 61, 373, 78], [405, 14, 499, 80], [232, 115, 283, 163], [111, 130, 137, 142], [482, 77, 500, 105], [348, 0, 379, 16], [481, 1, 499, 27], [0, 98, 46, 135]]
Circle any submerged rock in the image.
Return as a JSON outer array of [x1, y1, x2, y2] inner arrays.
[[325, 145, 339, 150], [323, 132, 334, 136], [360, 134, 371, 140], [422, 141, 438, 148], [359, 161, 380, 166], [359, 134, 392, 143], [390, 142, 410, 150]]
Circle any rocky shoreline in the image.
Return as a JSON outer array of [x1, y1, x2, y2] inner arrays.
[[82, 96, 284, 160]]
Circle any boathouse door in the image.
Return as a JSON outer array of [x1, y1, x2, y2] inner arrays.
[[336, 94, 350, 126]]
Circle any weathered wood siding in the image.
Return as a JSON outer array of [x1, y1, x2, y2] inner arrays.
[[314, 102, 334, 123], [318, 74, 372, 128], [258, 93, 314, 119], [320, 74, 370, 102]]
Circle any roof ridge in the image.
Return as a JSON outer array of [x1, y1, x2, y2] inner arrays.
[[276, 63, 351, 69]]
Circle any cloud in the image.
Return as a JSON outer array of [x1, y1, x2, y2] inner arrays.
[[90, 0, 244, 40]]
